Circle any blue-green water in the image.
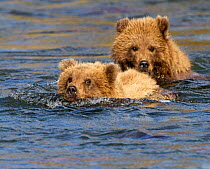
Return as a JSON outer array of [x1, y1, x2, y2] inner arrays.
[[0, 0, 210, 168]]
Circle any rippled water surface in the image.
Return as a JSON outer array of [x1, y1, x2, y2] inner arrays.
[[0, 0, 210, 168]]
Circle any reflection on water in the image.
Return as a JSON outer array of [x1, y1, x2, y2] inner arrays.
[[0, 0, 210, 168], [0, 0, 209, 50]]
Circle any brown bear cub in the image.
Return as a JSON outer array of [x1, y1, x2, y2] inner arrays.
[[58, 59, 175, 101], [111, 16, 205, 84]]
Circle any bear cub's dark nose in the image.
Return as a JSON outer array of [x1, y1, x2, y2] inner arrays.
[[140, 60, 149, 68], [139, 60, 149, 72], [66, 86, 77, 96]]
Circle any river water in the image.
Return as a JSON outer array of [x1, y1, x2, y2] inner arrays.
[[0, 0, 210, 168]]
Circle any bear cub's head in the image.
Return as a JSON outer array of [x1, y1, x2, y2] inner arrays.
[[58, 59, 119, 101], [111, 16, 171, 82]]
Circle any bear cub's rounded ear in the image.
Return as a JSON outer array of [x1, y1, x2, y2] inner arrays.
[[59, 59, 78, 71], [156, 15, 169, 39], [116, 17, 130, 33], [105, 63, 120, 83]]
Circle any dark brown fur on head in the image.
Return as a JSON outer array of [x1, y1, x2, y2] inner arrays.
[[111, 16, 192, 84]]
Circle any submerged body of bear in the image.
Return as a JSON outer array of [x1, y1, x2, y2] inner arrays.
[[111, 16, 206, 84], [58, 59, 175, 101]]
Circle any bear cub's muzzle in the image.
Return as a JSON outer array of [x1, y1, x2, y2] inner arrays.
[[66, 85, 77, 99], [139, 60, 149, 72]]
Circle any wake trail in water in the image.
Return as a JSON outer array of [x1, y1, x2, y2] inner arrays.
[[10, 82, 169, 108]]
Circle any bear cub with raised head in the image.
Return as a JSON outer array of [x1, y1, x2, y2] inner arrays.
[[111, 15, 205, 84], [58, 59, 175, 101]]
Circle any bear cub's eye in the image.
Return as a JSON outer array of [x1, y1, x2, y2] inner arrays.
[[131, 46, 138, 51], [148, 46, 155, 52], [85, 79, 91, 85], [67, 77, 72, 83]]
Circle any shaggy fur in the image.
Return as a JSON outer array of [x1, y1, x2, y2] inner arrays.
[[111, 15, 203, 84], [57, 59, 175, 101]]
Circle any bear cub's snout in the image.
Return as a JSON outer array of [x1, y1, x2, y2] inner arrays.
[[66, 85, 77, 98], [139, 60, 149, 72]]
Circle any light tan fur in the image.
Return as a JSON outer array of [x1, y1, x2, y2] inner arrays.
[[111, 16, 201, 84], [116, 69, 159, 98], [58, 59, 175, 101]]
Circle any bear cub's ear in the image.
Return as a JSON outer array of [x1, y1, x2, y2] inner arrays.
[[59, 59, 78, 71], [116, 17, 130, 33], [105, 63, 120, 83], [156, 15, 169, 39]]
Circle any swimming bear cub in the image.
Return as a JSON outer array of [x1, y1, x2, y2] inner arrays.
[[58, 59, 175, 101], [111, 16, 206, 84]]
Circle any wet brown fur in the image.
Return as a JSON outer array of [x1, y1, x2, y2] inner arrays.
[[58, 59, 175, 101], [111, 16, 201, 84]]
